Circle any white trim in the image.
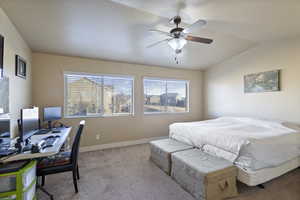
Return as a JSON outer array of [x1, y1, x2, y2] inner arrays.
[[144, 111, 189, 115], [64, 113, 134, 119], [64, 71, 134, 79], [143, 76, 189, 82], [79, 136, 167, 152]]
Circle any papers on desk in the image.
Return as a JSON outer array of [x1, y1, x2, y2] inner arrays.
[[0, 127, 72, 163]]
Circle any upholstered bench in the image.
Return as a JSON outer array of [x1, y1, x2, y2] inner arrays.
[[171, 149, 238, 200], [150, 139, 193, 175]]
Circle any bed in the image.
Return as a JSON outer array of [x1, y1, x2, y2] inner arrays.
[[169, 117, 300, 186]]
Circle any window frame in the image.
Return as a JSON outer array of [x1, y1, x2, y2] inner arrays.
[[143, 76, 190, 115], [64, 71, 135, 118]]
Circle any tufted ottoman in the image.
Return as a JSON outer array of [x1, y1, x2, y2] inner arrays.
[[150, 139, 194, 175], [171, 149, 238, 200]]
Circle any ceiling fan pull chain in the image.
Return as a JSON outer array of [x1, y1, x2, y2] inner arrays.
[[174, 53, 179, 64]]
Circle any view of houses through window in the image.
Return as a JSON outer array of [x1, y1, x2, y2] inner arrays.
[[65, 73, 133, 117], [64, 73, 189, 117], [144, 78, 188, 113]]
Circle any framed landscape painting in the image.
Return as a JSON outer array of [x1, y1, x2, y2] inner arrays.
[[244, 70, 280, 93]]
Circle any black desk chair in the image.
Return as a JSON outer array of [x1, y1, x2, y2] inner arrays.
[[37, 120, 85, 196]]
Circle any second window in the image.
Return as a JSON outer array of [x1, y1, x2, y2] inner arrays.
[[144, 78, 189, 114]]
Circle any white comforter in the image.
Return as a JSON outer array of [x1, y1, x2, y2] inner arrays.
[[169, 117, 300, 171]]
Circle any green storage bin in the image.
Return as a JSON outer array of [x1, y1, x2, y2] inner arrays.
[[0, 160, 36, 200]]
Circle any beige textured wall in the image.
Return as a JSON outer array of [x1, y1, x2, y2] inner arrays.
[[0, 8, 32, 137], [32, 53, 203, 147], [204, 37, 300, 123]]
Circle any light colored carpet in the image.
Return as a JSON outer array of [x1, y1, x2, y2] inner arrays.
[[37, 144, 300, 200]]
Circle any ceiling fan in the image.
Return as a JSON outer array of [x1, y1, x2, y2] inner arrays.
[[148, 16, 213, 63]]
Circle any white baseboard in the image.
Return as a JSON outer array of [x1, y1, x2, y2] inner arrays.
[[80, 136, 167, 153]]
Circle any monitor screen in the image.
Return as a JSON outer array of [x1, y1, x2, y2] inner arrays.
[[44, 107, 62, 121], [21, 107, 39, 140], [0, 119, 10, 137]]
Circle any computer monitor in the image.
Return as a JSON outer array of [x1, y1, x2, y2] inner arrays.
[[0, 119, 10, 138], [20, 107, 39, 141], [44, 107, 62, 129]]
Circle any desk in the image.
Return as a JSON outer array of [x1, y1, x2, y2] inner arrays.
[[0, 127, 72, 163], [1, 127, 72, 200]]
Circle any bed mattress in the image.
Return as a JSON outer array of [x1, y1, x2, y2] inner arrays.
[[237, 156, 300, 186], [169, 117, 300, 171]]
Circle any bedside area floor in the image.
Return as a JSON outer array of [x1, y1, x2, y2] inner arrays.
[[37, 144, 300, 200]]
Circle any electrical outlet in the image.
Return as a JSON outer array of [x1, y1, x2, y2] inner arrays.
[[96, 134, 101, 140]]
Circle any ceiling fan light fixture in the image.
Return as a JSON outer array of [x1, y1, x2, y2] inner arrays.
[[167, 38, 187, 52]]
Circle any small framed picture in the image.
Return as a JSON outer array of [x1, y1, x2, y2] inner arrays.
[[15, 55, 26, 79]]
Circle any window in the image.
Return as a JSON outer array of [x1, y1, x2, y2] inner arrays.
[[144, 78, 189, 114], [64, 73, 133, 117]]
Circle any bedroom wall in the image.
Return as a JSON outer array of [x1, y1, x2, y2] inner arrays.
[[0, 7, 32, 137], [204, 37, 300, 124], [32, 53, 203, 147]]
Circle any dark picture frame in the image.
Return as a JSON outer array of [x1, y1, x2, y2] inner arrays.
[[15, 55, 27, 79], [0, 34, 4, 78]]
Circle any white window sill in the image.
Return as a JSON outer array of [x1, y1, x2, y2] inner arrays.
[[64, 113, 134, 119], [144, 111, 189, 115]]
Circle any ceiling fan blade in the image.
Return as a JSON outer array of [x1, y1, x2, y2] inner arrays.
[[147, 38, 172, 48], [149, 29, 171, 37], [185, 35, 213, 44], [183, 19, 207, 33]]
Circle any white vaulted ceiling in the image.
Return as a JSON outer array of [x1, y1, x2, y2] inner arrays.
[[0, 0, 300, 69]]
